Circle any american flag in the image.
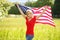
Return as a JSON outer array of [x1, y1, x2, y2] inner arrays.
[[18, 5, 55, 27]]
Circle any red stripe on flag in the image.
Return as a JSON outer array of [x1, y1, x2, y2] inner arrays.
[[36, 19, 54, 23], [36, 22, 55, 27]]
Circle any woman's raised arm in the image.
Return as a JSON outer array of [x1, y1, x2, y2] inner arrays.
[[36, 6, 48, 19], [15, 4, 26, 18]]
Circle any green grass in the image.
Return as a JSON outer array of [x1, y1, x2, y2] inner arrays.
[[0, 16, 60, 40]]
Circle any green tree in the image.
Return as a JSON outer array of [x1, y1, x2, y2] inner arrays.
[[0, 0, 12, 17], [52, 0, 60, 18], [25, 2, 33, 7], [8, 5, 20, 15], [25, 0, 53, 7]]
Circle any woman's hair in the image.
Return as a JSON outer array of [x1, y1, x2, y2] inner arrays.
[[25, 9, 33, 15]]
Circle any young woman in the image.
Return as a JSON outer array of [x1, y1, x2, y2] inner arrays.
[[16, 4, 47, 40]]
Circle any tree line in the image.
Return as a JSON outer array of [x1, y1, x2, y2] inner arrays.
[[0, 0, 60, 18]]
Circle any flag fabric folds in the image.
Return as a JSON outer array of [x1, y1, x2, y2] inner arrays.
[[18, 5, 55, 27]]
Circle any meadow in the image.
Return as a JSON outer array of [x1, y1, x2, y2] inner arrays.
[[0, 16, 60, 40]]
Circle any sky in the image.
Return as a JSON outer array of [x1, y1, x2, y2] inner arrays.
[[8, 0, 37, 4]]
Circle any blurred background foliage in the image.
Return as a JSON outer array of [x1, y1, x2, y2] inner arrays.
[[0, 0, 60, 18], [25, 0, 53, 7]]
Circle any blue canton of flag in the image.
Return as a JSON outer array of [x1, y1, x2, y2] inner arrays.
[[18, 4, 30, 14]]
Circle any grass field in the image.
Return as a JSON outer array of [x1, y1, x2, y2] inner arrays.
[[0, 16, 60, 40]]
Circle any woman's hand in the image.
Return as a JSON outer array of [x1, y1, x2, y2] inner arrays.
[[15, 3, 26, 18], [36, 5, 48, 19]]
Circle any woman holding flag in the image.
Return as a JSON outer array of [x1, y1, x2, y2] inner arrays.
[[15, 4, 47, 40]]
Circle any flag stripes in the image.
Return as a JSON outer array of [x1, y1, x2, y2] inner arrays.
[[32, 6, 55, 27], [18, 5, 55, 27]]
